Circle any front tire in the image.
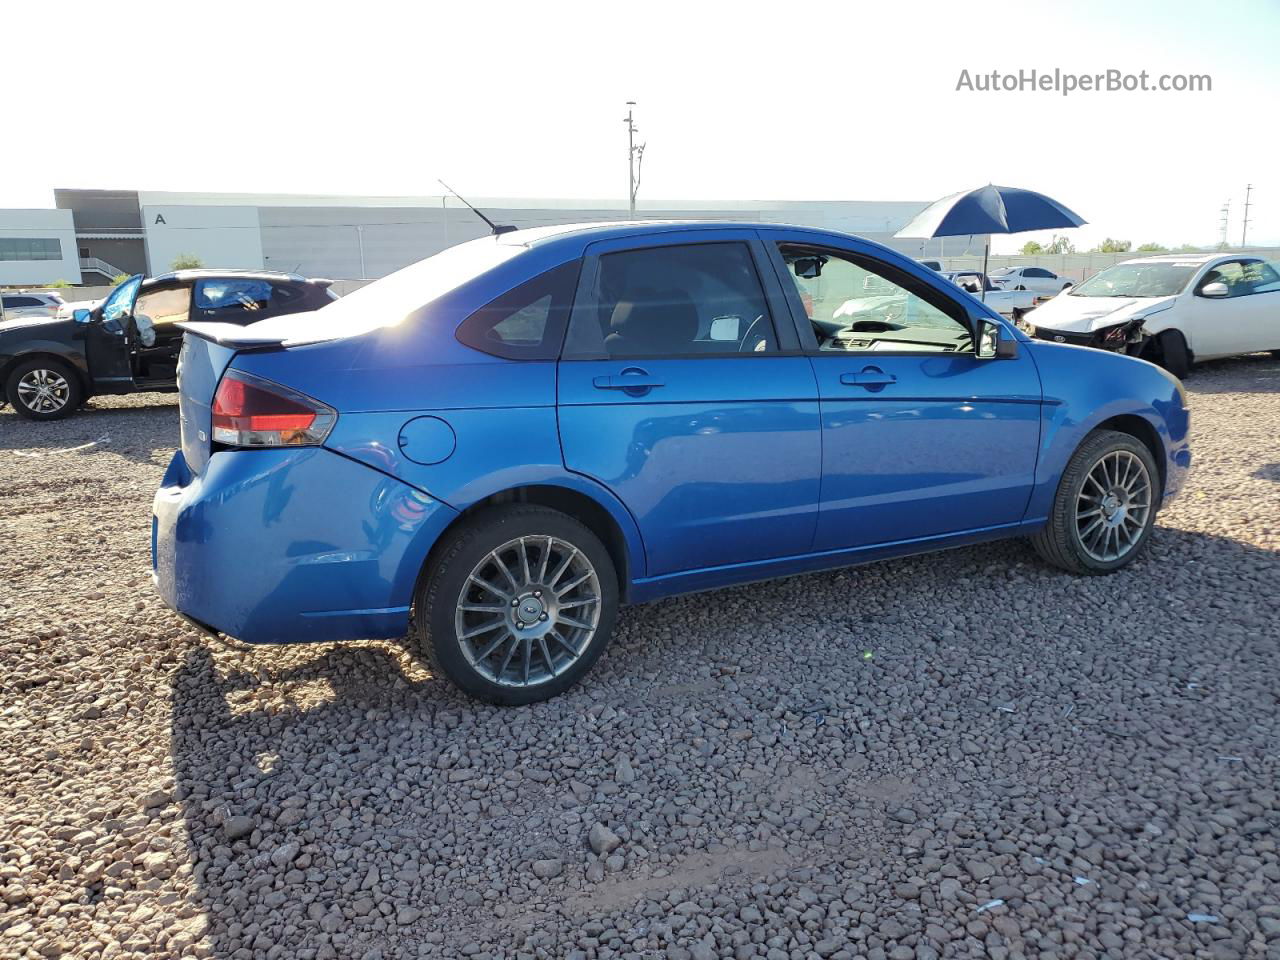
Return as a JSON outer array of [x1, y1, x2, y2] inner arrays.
[[5, 358, 83, 421], [1031, 430, 1159, 575], [1153, 329, 1191, 379], [415, 505, 619, 704]]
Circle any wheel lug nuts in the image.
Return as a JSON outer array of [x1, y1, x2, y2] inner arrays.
[[539, 613, 548, 621], [511, 599, 519, 606], [533, 590, 542, 598]]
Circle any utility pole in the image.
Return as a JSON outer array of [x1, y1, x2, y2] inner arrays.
[[1219, 201, 1231, 250], [624, 102, 645, 216], [1241, 184, 1253, 248]]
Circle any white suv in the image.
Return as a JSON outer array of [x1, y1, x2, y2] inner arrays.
[[1, 291, 65, 322], [990, 266, 1073, 295]]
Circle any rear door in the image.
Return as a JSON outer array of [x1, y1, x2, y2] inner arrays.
[[556, 231, 821, 578], [766, 234, 1042, 551]]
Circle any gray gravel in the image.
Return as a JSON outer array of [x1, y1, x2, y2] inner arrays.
[[2, 356, 1279, 960]]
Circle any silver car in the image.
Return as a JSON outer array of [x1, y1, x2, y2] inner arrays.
[[1, 291, 65, 322]]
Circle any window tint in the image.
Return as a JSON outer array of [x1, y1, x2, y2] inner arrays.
[[1025, 267, 1051, 278], [270, 283, 305, 306], [133, 286, 191, 327], [0, 238, 61, 261], [1249, 261, 1280, 294], [566, 242, 778, 358], [2, 296, 43, 307], [455, 260, 580, 360], [778, 244, 972, 354]]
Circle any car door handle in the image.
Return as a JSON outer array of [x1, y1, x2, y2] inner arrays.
[[593, 374, 665, 390], [840, 370, 897, 387]]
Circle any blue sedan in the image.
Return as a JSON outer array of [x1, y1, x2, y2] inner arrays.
[[151, 222, 1191, 703]]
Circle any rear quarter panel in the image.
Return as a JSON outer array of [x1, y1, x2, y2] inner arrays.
[[1024, 342, 1191, 519], [228, 251, 649, 585]]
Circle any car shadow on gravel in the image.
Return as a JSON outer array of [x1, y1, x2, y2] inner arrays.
[[1183, 354, 1280, 393], [168, 523, 1280, 959], [0, 402, 177, 466]]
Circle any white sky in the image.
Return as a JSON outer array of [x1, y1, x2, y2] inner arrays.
[[6, 0, 1277, 253]]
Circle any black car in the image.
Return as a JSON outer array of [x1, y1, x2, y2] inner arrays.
[[1, 270, 336, 420]]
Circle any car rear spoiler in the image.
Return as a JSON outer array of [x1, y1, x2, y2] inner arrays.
[[176, 321, 291, 351]]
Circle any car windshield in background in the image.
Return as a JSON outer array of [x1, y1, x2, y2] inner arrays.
[[1071, 262, 1200, 298], [237, 236, 524, 345]]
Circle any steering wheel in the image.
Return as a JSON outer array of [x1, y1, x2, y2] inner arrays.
[[738, 314, 766, 353]]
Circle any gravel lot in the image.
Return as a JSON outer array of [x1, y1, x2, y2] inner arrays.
[[2, 355, 1278, 960]]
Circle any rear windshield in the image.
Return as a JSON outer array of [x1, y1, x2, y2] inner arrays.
[[240, 236, 523, 345]]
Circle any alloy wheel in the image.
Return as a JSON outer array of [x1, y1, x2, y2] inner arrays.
[[1075, 449, 1152, 562], [16, 368, 71, 415], [454, 535, 602, 688]]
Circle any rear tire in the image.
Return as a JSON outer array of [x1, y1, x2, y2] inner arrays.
[[1031, 430, 1159, 575], [415, 505, 619, 704], [5, 358, 83, 421]]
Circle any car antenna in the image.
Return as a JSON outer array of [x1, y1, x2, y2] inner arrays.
[[438, 179, 517, 236]]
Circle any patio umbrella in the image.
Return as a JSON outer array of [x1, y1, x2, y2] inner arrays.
[[894, 184, 1086, 300]]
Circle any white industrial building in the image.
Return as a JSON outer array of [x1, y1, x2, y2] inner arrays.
[[0, 209, 83, 286], [2, 188, 983, 287]]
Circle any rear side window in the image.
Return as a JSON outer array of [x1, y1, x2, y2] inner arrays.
[[564, 242, 779, 358], [455, 260, 580, 360], [3, 296, 43, 307], [195, 278, 273, 314]]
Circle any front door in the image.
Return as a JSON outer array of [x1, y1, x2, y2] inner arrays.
[[557, 232, 821, 578], [1184, 260, 1277, 359], [130, 282, 194, 382], [768, 237, 1042, 552], [84, 274, 142, 390]]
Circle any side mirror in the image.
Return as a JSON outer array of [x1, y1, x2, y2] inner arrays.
[[1199, 281, 1229, 299], [977, 319, 1018, 359], [73, 308, 92, 324]]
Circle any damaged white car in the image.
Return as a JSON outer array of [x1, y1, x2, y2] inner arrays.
[[1019, 254, 1280, 378]]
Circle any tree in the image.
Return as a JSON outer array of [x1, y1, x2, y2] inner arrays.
[[111, 272, 131, 285], [170, 253, 203, 270], [1045, 235, 1075, 255], [1092, 238, 1132, 253], [1175, 243, 1202, 253], [1136, 242, 1168, 252], [1020, 241, 1044, 255], [46, 278, 71, 288]]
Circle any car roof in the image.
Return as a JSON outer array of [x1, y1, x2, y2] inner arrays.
[[146, 268, 311, 285], [492, 218, 924, 261], [1117, 253, 1220, 265]]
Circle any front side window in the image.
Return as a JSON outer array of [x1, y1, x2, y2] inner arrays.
[[455, 260, 579, 360], [102, 274, 143, 328], [2, 296, 43, 308], [1197, 260, 1261, 298], [566, 242, 778, 358], [778, 244, 972, 354]]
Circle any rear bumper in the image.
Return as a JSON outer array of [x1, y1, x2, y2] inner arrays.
[[151, 446, 458, 644]]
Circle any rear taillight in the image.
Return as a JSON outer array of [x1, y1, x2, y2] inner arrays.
[[211, 369, 336, 448]]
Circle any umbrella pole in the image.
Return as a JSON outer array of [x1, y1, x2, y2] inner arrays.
[[980, 241, 990, 302]]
